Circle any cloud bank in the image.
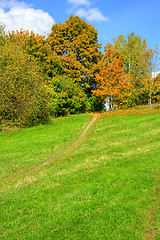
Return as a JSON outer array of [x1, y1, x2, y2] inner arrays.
[[0, 0, 55, 35]]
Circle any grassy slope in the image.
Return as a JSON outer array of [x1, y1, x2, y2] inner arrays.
[[0, 109, 160, 239], [0, 114, 92, 181]]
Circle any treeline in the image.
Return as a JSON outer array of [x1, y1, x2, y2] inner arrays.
[[0, 16, 160, 127]]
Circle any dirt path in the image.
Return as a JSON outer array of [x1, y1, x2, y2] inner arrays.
[[0, 115, 98, 184]]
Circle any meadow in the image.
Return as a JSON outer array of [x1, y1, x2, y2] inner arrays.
[[0, 108, 160, 239]]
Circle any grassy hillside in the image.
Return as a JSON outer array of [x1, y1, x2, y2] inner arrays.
[[0, 109, 160, 239], [0, 114, 92, 182]]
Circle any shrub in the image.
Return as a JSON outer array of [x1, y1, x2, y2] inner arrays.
[[0, 41, 50, 127]]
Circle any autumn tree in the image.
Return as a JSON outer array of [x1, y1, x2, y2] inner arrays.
[[6, 29, 92, 116], [93, 43, 133, 108], [140, 69, 160, 108], [141, 73, 160, 108], [113, 33, 153, 105], [6, 18, 104, 112], [0, 41, 50, 127], [47, 16, 102, 95], [8, 30, 63, 82], [152, 73, 160, 102]]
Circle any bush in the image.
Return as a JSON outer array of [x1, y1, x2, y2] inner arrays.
[[0, 41, 50, 127]]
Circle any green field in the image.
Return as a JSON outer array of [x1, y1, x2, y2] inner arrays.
[[0, 109, 160, 239]]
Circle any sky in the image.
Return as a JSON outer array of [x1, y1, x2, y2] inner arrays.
[[0, 0, 160, 51]]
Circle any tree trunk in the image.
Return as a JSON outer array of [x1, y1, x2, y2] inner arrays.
[[148, 95, 151, 109]]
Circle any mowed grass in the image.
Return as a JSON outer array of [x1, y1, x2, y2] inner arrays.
[[0, 109, 160, 239], [0, 114, 92, 181]]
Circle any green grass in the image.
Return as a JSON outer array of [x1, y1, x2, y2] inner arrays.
[[0, 109, 160, 239], [0, 114, 92, 181]]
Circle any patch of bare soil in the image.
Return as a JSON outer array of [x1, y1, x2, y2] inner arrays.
[[92, 113, 101, 119]]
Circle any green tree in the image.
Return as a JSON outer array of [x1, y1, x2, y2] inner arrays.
[[51, 75, 90, 116], [0, 41, 50, 127], [139, 46, 160, 108], [113, 32, 153, 105]]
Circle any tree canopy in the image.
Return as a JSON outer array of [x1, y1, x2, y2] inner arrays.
[[47, 16, 103, 94], [0, 19, 159, 127], [93, 43, 134, 108], [113, 32, 155, 105]]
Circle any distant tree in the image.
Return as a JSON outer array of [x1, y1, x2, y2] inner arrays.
[[139, 46, 160, 108], [113, 33, 153, 105], [152, 73, 160, 102], [141, 72, 160, 108], [47, 16, 103, 95], [93, 43, 134, 108], [0, 41, 50, 127]]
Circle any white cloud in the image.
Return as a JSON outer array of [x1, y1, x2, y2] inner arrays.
[[152, 71, 160, 78], [76, 8, 108, 22], [0, 0, 55, 35], [67, 0, 108, 23], [68, 0, 90, 6], [0, 0, 28, 8]]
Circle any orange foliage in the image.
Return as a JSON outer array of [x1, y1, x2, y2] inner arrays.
[[8, 30, 63, 80], [47, 16, 102, 89], [93, 43, 134, 108]]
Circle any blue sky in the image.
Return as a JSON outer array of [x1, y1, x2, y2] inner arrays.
[[0, 0, 159, 51]]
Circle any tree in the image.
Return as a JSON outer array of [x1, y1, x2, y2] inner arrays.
[[152, 73, 160, 103], [47, 16, 102, 95], [93, 43, 133, 108], [0, 41, 50, 127], [51, 75, 90, 116], [113, 33, 153, 105], [138, 46, 160, 108], [141, 72, 160, 108], [6, 29, 92, 116], [7, 30, 63, 82]]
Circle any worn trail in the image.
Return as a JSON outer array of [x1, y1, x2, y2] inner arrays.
[[0, 116, 98, 184]]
